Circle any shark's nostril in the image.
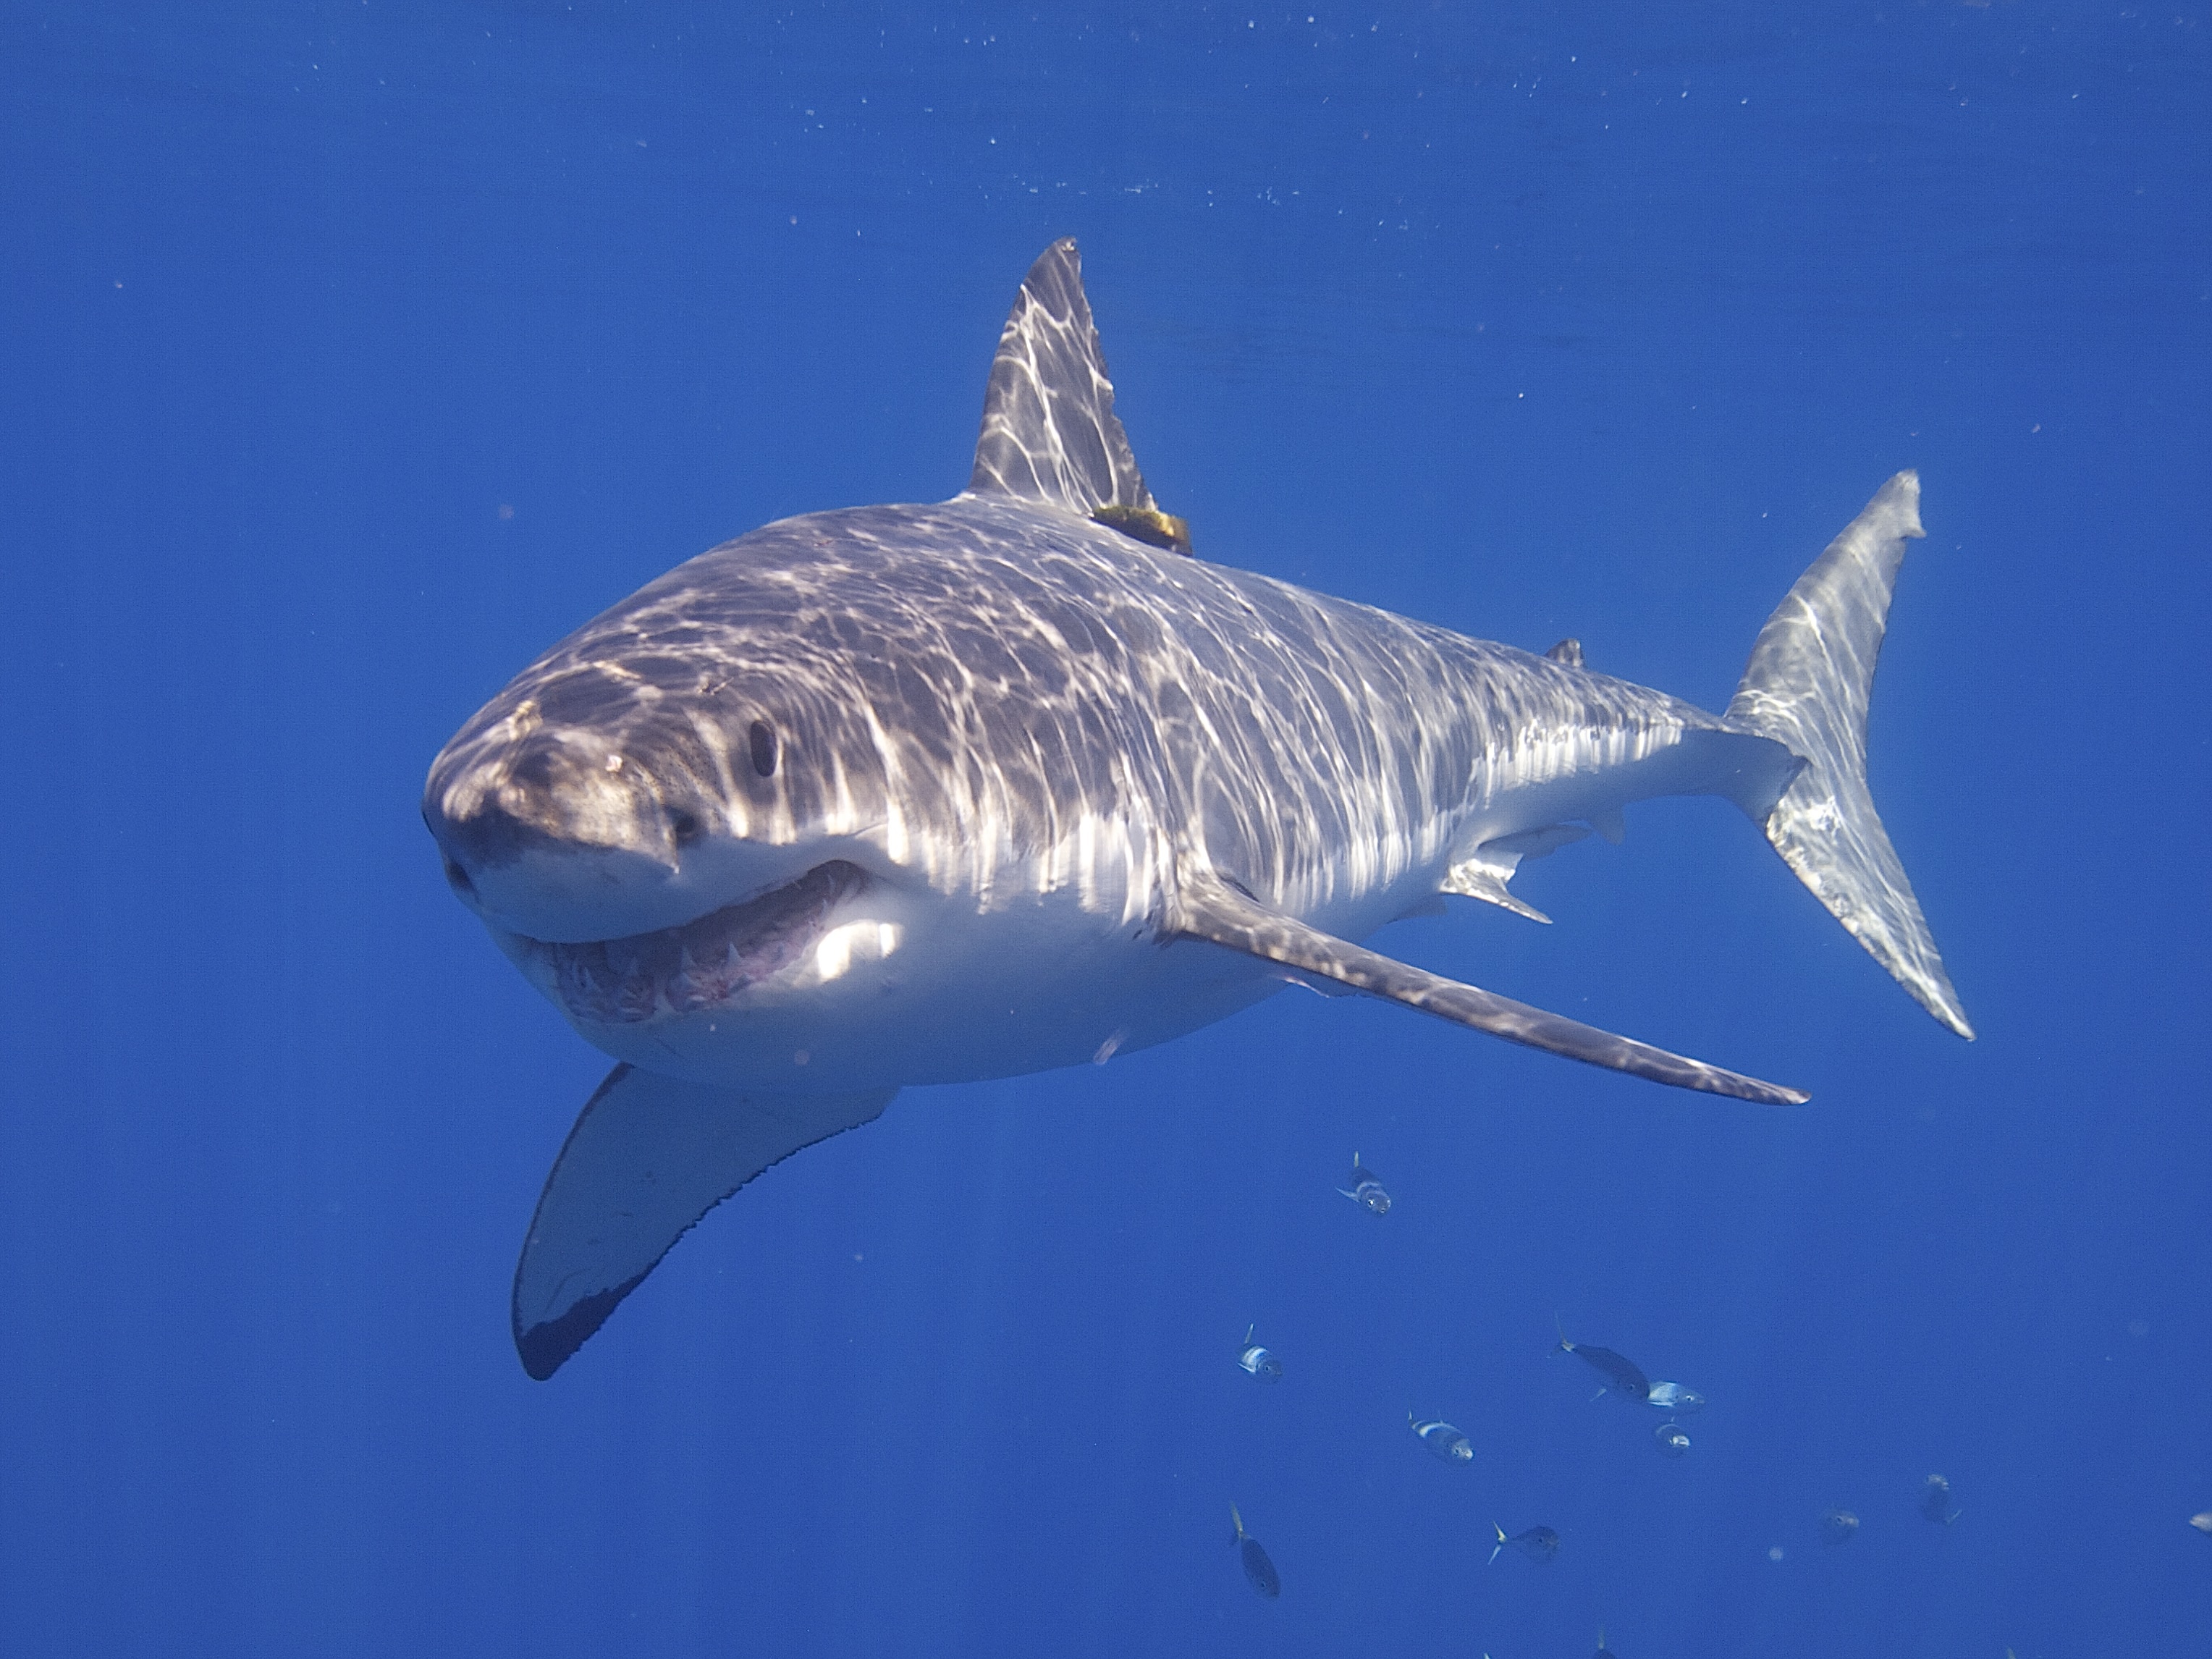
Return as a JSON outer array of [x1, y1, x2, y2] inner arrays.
[[439, 798, 544, 869]]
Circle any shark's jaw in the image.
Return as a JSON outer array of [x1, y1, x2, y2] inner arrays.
[[508, 859, 875, 1026]]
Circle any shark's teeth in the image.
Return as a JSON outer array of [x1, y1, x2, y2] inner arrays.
[[523, 861, 870, 1026]]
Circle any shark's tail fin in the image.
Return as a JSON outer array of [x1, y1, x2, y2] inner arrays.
[[1724, 472, 1972, 1039]]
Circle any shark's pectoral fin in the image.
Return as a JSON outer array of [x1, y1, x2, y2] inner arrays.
[[512, 1065, 897, 1379], [1172, 871, 1807, 1105]]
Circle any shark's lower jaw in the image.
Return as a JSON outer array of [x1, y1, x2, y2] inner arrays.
[[518, 860, 871, 1025]]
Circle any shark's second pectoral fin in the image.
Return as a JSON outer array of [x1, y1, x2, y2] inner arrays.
[[512, 1065, 897, 1380], [1172, 871, 1807, 1106]]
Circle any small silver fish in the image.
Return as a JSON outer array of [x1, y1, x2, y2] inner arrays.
[[1338, 1152, 1391, 1215], [1594, 1629, 1619, 1659], [1409, 1411, 1473, 1464], [1820, 1507, 1859, 1545], [1646, 1380, 1705, 1414], [1230, 1503, 1280, 1598], [1489, 1521, 1561, 1564], [1919, 1474, 1959, 1524], [1653, 1420, 1691, 1458], [2190, 1511, 2212, 1536], [1236, 1323, 1282, 1382]]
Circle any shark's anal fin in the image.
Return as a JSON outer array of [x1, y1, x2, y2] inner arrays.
[[512, 1065, 897, 1380], [1173, 871, 1807, 1105]]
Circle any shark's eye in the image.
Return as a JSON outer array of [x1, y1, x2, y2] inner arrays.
[[748, 720, 779, 779], [667, 807, 703, 845]]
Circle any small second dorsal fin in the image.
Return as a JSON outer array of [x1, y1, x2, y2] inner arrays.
[[968, 240, 1170, 531], [1545, 638, 1586, 667]]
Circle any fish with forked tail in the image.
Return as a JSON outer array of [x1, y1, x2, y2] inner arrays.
[[1230, 1504, 1280, 1598], [1920, 1474, 1962, 1524], [1337, 1154, 1391, 1215], [1490, 1522, 1561, 1564], [1556, 1324, 1652, 1401], [1409, 1411, 1474, 1464], [1236, 1324, 1281, 1382]]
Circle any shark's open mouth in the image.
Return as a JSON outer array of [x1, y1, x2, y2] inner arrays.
[[520, 861, 871, 1025]]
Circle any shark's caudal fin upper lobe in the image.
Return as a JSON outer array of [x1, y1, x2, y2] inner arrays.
[[1726, 472, 1973, 1039], [512, 1066, 896, 1378]]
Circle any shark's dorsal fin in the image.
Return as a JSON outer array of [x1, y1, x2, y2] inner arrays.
[[968, 240, 1161, 524], [1172, 868, 1807, 1105], [1545, 638, 1586, 668]]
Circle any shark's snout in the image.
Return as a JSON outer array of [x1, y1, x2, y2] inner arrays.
[[430, 730, 672, 861], [424, 713, 861, 946], [423, 727, 720, 942], [434, 793, 567, 877]]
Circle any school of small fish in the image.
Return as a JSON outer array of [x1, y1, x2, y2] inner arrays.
[[1223, 1154, 2014, 1652]]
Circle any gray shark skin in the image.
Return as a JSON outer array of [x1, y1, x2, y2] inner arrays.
[[423, 240, 1971, 1378]]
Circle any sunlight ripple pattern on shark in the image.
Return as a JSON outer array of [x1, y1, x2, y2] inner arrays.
[[422, 240, 1970, 1377]]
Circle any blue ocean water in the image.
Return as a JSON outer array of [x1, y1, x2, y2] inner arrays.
[[3, 4, 2206, 1654]]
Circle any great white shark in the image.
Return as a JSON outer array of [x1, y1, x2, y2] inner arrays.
[[424, 240, 1971, 1379]]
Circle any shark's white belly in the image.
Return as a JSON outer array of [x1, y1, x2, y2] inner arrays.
[[519, 878, 1283, 1091]]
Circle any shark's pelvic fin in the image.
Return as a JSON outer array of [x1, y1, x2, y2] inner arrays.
[[967, 238, 1162, 525], [512, 1065, 897, 1379], [1441, 848, 1553, 924], [1173, 870, 1808, 1105], [1441, 825, 1593, 921], [1726, 471, 1972, 1039]]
